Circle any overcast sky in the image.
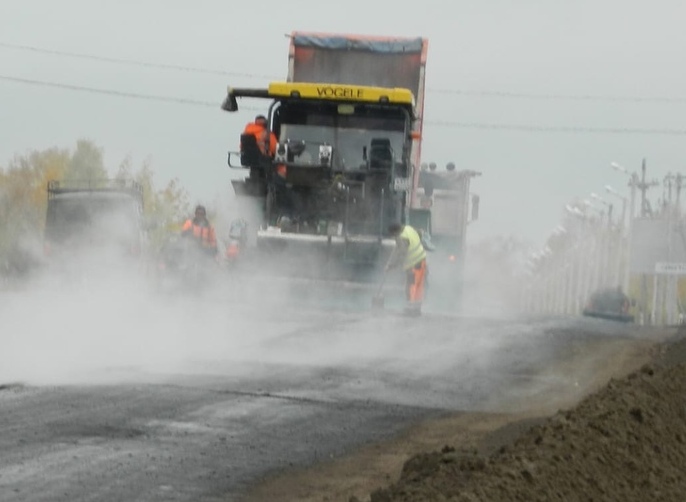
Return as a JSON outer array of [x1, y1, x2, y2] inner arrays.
[[2, 0, 686, 246]]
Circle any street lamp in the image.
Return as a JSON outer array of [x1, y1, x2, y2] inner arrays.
[[590, 192, 613, 227], [583, 198, 598, 209], [565, 204, 585, 218], [609, 161, 639, 277], [565, 201, 598, 308], [550, 224, 576, 314], [592, 192, 618, 289], [552, 225, 567, 236], [610, 161, 638, 218], [582, 199, 605, 223], [579, 199, 611, 291], [610, 161, 631, 176], [608, 163, 643, 296], [605, 185, 628, 230], [605, 184, 630, 290]]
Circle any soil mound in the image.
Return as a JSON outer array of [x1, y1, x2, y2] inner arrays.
[[370, 335, 686, 502]]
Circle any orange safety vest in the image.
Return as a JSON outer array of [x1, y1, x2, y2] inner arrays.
[[243, 122, 277, 156], [182, 219, 217, 249]]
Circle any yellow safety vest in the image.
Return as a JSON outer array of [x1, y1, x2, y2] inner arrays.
[[400, 225, 426, 270]]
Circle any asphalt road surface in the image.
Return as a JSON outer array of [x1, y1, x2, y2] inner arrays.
[[0, 277, 657, 501]]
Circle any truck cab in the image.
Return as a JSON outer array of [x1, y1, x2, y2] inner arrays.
[[43, 179, 148, 274]]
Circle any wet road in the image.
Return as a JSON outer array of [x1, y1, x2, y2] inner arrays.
[[0, 280, 654, 501]]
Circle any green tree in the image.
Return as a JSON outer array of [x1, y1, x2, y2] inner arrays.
[[134, 157, 155, 210], [64, 139, 107, 181], [153, 177, 190, 235], [115, 155, 133, 181], [114, 156, 189, 249], [0, 147, 71, 267], [1, 141, 191, 275]]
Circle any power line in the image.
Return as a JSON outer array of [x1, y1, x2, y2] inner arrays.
[[0, 74, 257, 112], [0, 74, 219, 107], [429, 88, 686, 104], [426, 120, 686, 135], [3, 41, 686, 104], [0, 41, 273, 80], [2, 74, 685, 135]]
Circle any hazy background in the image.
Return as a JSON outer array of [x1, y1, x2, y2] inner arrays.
[[2, 0, 686, 246]]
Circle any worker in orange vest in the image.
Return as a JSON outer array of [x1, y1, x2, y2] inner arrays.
[[243, 114, 286, 179], [181, 205, 217, 257], [243, 115, 277, 157]]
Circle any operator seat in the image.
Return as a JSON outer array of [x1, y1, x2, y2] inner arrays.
[[240, 133, 262, 167], [368, 138, 393, 171]]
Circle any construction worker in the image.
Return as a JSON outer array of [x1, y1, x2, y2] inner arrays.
[[386, 222, 428, 316], [224, 218, 248, 263], [242, 114, 286, 180], [181, 205, 217, 257], [242, 114, 277, 157]]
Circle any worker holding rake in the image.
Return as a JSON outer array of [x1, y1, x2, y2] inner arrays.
[[386, 222, 428, 316]]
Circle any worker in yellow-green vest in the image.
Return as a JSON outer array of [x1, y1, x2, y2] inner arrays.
[[386, 222, 428, 316]]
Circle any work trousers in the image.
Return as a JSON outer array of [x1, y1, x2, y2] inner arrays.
[[405, 258, 427, 305]]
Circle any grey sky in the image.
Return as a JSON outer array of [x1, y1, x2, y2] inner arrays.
[[2, 0, 686, 246]]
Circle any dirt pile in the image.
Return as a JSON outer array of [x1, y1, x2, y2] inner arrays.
[[369, 335, 686, 502]]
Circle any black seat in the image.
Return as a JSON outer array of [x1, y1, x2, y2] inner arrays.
[[240, 133, 261, 167], [369, 138, 393, 170]]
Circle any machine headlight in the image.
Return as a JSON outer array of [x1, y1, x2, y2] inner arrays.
[[319, 145, 333, 167], [275, 143, 288, 163]]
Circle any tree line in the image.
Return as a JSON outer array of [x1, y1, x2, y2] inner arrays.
[[0, 139, 189, 278]]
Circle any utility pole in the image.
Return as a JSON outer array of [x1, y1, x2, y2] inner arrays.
[[638, 159, 658, 324], [606, 185, 629, 290], [636, 158, 660, 218], [676, 174, 684, 218], [664, 172, 686, 324], [615, 158, 658, 324]]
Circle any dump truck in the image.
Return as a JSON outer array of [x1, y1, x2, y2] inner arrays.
[[222, 32, 479, 307], [287, 32, 429, 199], [43, 179, 148, 277]]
